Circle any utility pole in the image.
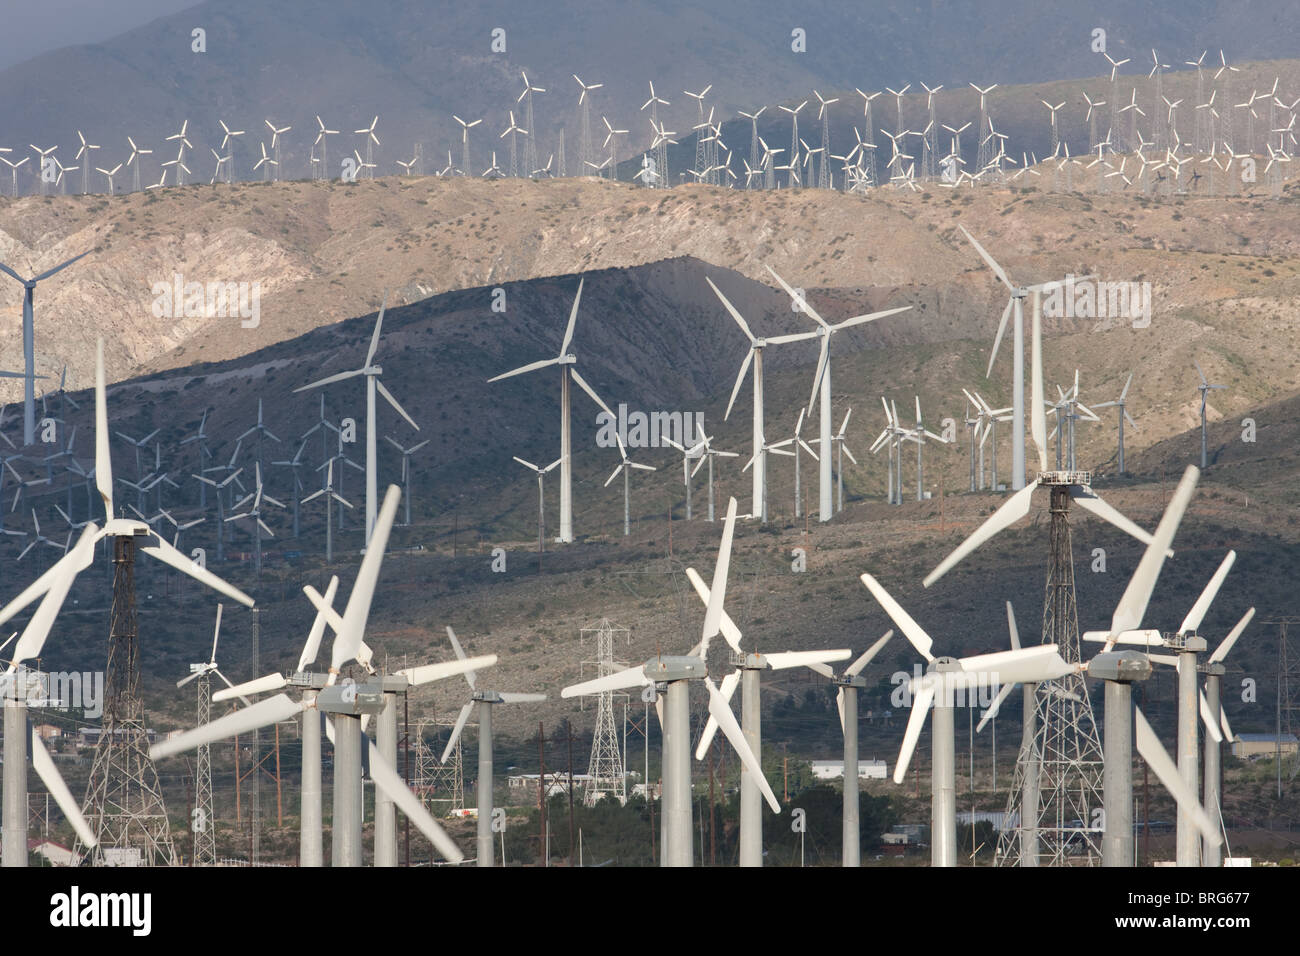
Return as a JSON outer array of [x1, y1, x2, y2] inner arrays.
[[537, 721, 547, 867]]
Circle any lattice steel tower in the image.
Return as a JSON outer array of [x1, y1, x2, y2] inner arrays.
[[192, 668, 216, 865], [996, 475, 1105, 866], [76, 535, 178, 866], [415, 716, 466, 814], [580, 619, 629, 806]]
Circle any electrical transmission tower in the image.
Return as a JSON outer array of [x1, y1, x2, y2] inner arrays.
[[996, 476, 1106, 866], [579, 619, 630, 806], [192, 670, 216, 865], [415, 717, 466, 814], [1262, 619, 1300, 792], [76, 536, 178, 866]]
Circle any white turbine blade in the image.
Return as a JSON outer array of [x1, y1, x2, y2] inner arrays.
[[1006, 601, 1021, 649], [1134, 706, 1221, 847], [1178, 551, 1236, 635], [498, 692, 548, 704], [487, 356, 562, 383], [562, 665, 651, 698], [959, 225, 1016, 292], [695, 669, 740, 760], [440, 702, 474, 763], [807, 337, 830, 412], [766, 265, 827, 326], [684, 567, 743, 655], [8, 524, 96, 666], [330, 486, 401, 673], [847, 630, 894, 676], [558, 278, 584, 356], [701, 498, 738, 645], [604, 462, 624, 487], [95, 340, 113, 518], [31, 732, 97, 849], [706, 676, 780, 813], [987, 298, 1014, 376], [1069, 486, 1165, 553], [724, 349, 754, 422], [764, 649, 851, 670], [297, 576, 340, 672], [860, 573, 935, 661], [923, 481, 1038, 588], [1107, 466, 1199, 647], [293, 368, 365, 392], [366, 739, 464, 862], [375, 380, 419, 431], [836, 688, 846, 734], [955, 645, 1072, 686], [1220, 707, 1235, 742], [893, 682, 935, 783], [1199, 691, 1224, 743], [705, 276, 755, 342], [833, 306, 912, 331], [176, 669, 204, 689], [364, 292, 387, 368], [212, 672, 288, 702], [140, 533, 254, 608], [398, 654, 498, 687], [976, 682, 1016, 732], [1209, 608, 1255, 664], [151, 693, 304, 760], [569, 368, 616, 422]]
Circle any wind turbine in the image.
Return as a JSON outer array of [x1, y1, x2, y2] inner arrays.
[[957, 224, 1095, 489], [500, 111, 526, 177], [165, 120, 192, 185], [435, 626, 546, 866], [685, 567, 850, 866], [264, 119, 291, 180], [193, 467, 242, 564], [226, 462, 284, 577], [302, 458, 351, 562], [294, 291, 418, 546], [1090, 372, 1139, 474], [382, 436, 428, 527], [788, 407, 819, 519], [0, 250, 90, 447], [1193, 359, 1226, 468], [513, 455, 560, 558], [662, 431, 706, 521], [314, 116, 338, 180], [488, 278, 616, 544], [742, 432, 795, 523], [860, 572, 1076, 866], [354, 117, 379, 179], [218, 121, 244, 182], [0, 155, 28, 196], [155, 485, 473, 866], [767, 266, 912, 521], [253, 142, 277, 180], [562, 499, 779, 866], [453, 116, 481, 176], [73, 131, 99, 194], [605, 435, 656, 537]]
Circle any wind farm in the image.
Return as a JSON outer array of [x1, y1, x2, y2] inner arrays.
[[0, 4, 1296, 915]]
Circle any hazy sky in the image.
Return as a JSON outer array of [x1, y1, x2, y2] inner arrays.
[[0, 0, 199, 71]]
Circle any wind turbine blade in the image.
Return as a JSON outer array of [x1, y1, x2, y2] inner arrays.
[[724, 349, 754, 422], [893, 682, 935, 783], [976, 682, 1017, 732], [706, 677, 781, 813], [330, 485, 401, 673], [958, 225, 1016, 292], [295, 577, 339, 673], [847, 630, 894, 676], [445, 626, 476, 689], [561, 665, 651, 697], [569, 368, 617, 422], [705, 277, 755, 342], [398, 655, 498, 687], [375, 380, 419, 430], [694, 669, 740, 759], [684, 567, 743, 655], [498, 691, 548, 704], [31, 731, 97, 849], [923, 481, 1038, 587], [95, 340, 113, 518], [440, 702, 474, 763], [859, 573, 935, 661], [1178, 551, 1236, 635], [833, 306, 912, 331], [1134, 706, 1221, 846], [764, 649, 851, 670], [212, 672, 289, 702], [8, 525, 96, 666], [140, 533, 254, 608], [1209, 608, 1255, 664], [1199, 691, 1224, 743], [765, 265, 826, 326], [1006, 602, 1021, 650], [701, 498, 738, 645], [806, 337, 830, 412], [1069, 487, 1165, 553], [364, 292, 388, 368], [176, 670, 204, 689], [1107, 466, 1199, 646], [293, 368, 365, 392], [151, 693, 304, 760], [487, 356, 562, 383], [366, 739, 464, 862]]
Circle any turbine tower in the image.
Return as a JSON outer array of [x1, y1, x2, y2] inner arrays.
[[1193, 359, 1226, 469], [519, 72, 546, 176]]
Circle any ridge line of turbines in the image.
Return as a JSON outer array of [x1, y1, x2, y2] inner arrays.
[[1, 48, 1295, 197]]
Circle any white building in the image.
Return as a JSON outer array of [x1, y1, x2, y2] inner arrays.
[[810, 759, 887, 780]]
